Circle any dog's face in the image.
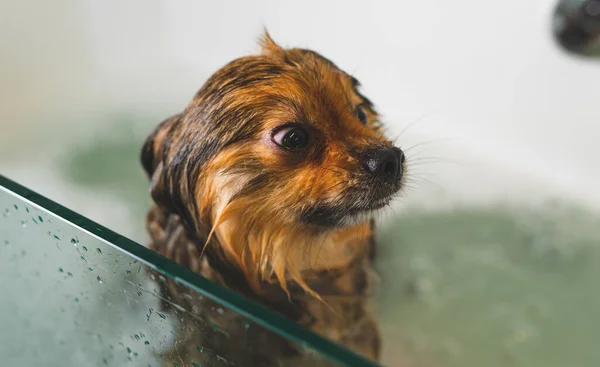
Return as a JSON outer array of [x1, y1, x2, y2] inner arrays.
[[142, 32, 406, 287]]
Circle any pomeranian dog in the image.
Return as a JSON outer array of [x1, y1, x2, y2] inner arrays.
[[142, 31, 406, 366]]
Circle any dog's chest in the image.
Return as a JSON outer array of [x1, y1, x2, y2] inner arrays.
[[145, 206, 379, 364]]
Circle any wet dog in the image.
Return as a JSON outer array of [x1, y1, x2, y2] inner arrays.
[[142, 31, 406, 366]]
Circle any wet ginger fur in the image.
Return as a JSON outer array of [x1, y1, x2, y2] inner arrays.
[[142, 31, 407, 365]]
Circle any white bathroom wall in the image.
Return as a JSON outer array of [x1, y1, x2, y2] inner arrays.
[[1, 0, 599, 205]]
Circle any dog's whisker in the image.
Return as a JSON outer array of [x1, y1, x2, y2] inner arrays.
[[402, 137, 460, 154], [391, 109, 440, 143], [405, 175, 447, 193]]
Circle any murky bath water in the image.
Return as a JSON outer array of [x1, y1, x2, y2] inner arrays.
[[376, 204, 600, 366], [1, 114, 599, 367]]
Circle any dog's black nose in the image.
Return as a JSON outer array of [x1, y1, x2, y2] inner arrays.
[[364, 147, 404, 184]]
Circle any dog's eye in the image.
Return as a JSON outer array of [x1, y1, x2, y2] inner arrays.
[[355, 105, 368, 125], [272, 126, 310, 150]]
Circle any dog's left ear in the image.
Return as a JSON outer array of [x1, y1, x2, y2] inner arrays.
[[259, 28, 284, 56]]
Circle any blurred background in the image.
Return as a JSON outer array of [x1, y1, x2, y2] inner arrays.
[[1, 1, 600, 366]]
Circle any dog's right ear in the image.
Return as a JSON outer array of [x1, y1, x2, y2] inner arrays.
[[141, 113, 181, 178], [141, 113, 183, 213]]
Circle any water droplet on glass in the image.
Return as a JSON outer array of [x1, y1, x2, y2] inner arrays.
[[144, 340, 150, 345], [21, 220, 26, 227], [25, 207, 30, 213], [38, 215, 43, 223], [134, 334, 140, 340], [96, 248, 102, 254], [216, 356, 229, 364], [157, 312, 166, 319], [71, 238, 78, 245], [126, 347, 132, 354], [126, 270, 132, 275], [13, 204, 18, 210], [137, 292, 143, 297], [197, 346, 204, 353], [192, 362, 200, 367], [97, 276, 103, 284], [173, 363, 180, 367], [82, 246, 88, 252], [75, 297, 79, 303], [58, 267, 64, 273]]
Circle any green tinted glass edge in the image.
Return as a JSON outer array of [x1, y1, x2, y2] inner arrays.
[[0, 174, 382, 367]]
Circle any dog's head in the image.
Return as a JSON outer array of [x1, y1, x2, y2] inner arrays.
[[142, 32, 406, 292]]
